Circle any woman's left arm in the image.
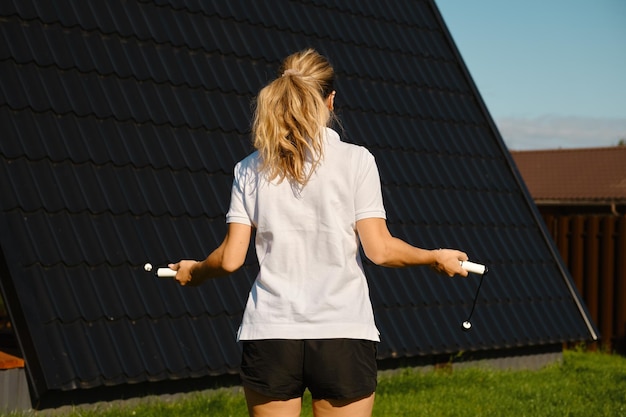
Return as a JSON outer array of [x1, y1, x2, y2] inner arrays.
[[356, 217, 468, 277]]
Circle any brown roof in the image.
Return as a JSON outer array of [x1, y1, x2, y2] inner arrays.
[[510, 147, 626, 202]]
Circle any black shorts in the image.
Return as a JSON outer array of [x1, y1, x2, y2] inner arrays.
[[240, 338, 378, 400]]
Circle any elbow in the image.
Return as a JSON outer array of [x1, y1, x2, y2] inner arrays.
[[363, 248, 391, 267], [368, 257, 397, 268], [220, 257, 244, 274], [363, 243, 406, 268]]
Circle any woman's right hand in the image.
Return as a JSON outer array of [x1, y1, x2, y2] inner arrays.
[[168, 260, 199, 286]]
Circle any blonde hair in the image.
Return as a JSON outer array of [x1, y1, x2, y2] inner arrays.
[[252, 49, 335, 185]]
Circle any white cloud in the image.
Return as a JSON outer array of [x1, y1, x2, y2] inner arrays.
[[495, 115, 626, 150]]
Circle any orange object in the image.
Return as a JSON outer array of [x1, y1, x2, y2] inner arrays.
[[0, 351, 24, 369]]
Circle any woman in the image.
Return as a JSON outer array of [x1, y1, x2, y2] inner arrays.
[[170, 48, 468, 417]]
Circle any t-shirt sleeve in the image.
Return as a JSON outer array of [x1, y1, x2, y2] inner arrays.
[[225, 161, 253, 226], [354, 150, 387, 221]]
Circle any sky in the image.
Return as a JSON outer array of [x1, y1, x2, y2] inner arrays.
[[435, 0, 626, 150]]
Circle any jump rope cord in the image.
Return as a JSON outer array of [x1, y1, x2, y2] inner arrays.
[[466, 272, 486, 321]]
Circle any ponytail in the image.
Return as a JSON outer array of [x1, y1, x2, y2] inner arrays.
[[252, 49, 335, 185]]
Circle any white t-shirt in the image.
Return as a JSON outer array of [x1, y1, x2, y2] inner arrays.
[[226, 127, 386, 341]]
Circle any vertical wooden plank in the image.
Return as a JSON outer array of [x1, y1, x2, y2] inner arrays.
[[616, 217, 626, 346], [542, 213, 554, 236], [570, 216, 585, 294], [557, 215, 570, 265], [584, 216, 600, 331], [600, 216, 615, 350]]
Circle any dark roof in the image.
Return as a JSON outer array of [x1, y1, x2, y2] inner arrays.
[[0, 0, 597, 405], [511, 147, 626, 202]]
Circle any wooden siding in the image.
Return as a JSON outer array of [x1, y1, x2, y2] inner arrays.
[[542, 214, 626, 352]]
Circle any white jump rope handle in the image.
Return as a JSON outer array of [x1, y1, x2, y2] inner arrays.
[[156, 267, 177, 278], [460, 260, 488, 275]]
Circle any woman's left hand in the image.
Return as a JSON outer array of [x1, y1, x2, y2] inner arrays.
[[431, 249, 469, 277]]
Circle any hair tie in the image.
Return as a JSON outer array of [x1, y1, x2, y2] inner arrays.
[[282, 68, 301, 77]]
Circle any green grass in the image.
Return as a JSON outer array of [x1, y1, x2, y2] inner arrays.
[[6, 349, 626, 417], [374, 349, 626, 416]]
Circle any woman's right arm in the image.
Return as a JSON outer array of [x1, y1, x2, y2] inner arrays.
[[356, 217, 468, 277], [169, 222, 252, 286]]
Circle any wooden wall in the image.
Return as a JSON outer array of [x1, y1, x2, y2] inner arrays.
[[542, 214, 626, 353]]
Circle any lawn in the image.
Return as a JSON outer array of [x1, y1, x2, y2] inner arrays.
[[5, 349, 626, 417]]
